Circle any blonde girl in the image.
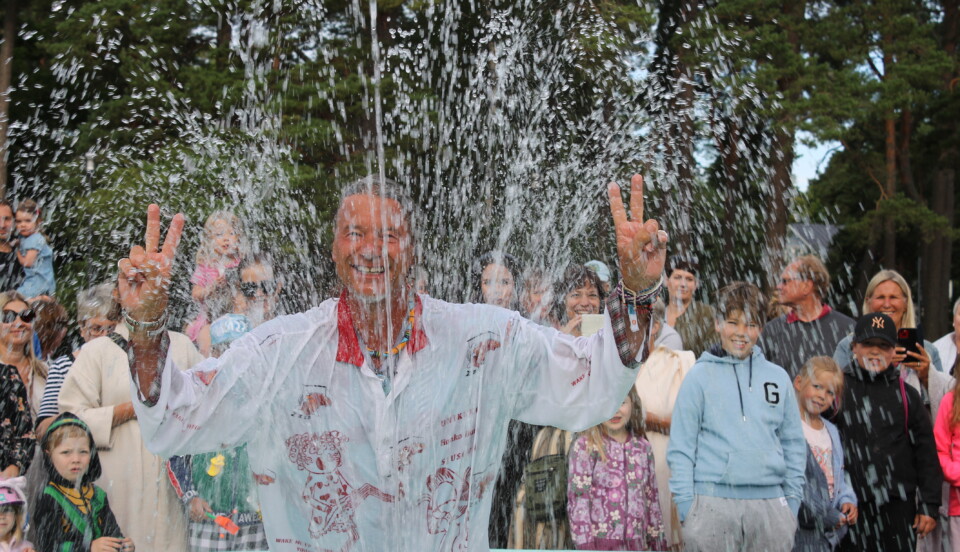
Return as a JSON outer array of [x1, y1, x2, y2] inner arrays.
[[0, 477, 34, 552], [185, 212, 247, 343]]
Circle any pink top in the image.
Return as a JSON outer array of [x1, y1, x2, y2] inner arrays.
[[934, 391, 960, 515], [567, 432, 666, 551]]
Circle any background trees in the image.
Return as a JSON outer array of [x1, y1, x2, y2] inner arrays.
[[0, 0, 954, 335]]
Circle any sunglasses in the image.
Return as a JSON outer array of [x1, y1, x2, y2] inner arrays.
[[1, 308, 35, 324], [240, 281, 275, 298]]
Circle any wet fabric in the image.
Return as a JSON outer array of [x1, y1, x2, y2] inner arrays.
[[681, 495, 797, 552], [59, 325, 203, 552], [567, 432, 666, 551], [132, 294, 643, 552], [794, 421, 856, 551], [671, 301, 717, 358], [0, 247, 25, 293], [759, 308, 854, 378], [33, 482, 123, 552]]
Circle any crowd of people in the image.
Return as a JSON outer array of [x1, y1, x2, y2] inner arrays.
[[0, 179, 958, 552]]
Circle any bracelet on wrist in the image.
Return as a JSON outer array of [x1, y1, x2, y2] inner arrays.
[[122, 309, 168, 338], [615, 275, 663, 331]]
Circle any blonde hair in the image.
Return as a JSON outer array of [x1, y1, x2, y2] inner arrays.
[[43, 423, 89, 453], [862, 270, 916, 328], [195, 211, 247, 266], [796, 356, 844, 408], [0, 291, 47, 381], [0, 502, 25, 544], [581, 388, 645, 462]]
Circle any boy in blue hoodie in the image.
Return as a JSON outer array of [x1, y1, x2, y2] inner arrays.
[[667, 281, 806, 552]]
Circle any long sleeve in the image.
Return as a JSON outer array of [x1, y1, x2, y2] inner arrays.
[[779, 382, 806, 515], [566, 435, 595, 547], [910, 389, 944, 517], [36, 356, 71, 423], [58, 345, 119, 448], [100, 493, 124, 539], [797, 446, 842, 531], [666, 372, 702, 521], [32, 491, 64, 552], [934, 393, 960, 485], [641, 445, 667, 550], [0, 366, 34, 473]]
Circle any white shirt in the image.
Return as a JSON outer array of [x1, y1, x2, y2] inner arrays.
[[132, 294, 639, 552], [934, 332, 958, 374]]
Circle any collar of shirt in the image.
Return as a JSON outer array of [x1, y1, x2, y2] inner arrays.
[[786, 304, 832, 324], [335, 289, 429, 367]]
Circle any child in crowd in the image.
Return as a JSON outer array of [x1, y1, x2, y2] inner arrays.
[[0, 477, 34, 552], [14, 199, 55, 299], [667, 281, 805, 552], [567, 388, 666, 551], [792, 356, 857, 551], [185, 211, 245, 343], [33, 413, 133, 552], [933, 368, 960, 552], [835, 313, 942, 551]]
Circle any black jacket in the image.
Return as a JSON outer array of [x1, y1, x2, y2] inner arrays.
[[835, 363, 942, 517]]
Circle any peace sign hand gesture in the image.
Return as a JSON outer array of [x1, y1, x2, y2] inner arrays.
[[608, 174, 668, 292], [117, 204, 185, 330]]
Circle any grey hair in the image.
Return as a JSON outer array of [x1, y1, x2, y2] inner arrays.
[[338, 175, 417, 240], [954, 297, 960, 318], [77, 282, 120, 322]]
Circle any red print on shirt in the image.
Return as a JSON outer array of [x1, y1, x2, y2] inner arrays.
[[286, 431, 394, 550]]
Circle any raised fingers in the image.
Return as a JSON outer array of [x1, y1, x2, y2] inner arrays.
[[608, 182, 628, 228], [629, 174, 644, 222], [145, 204, 161, 253], [161, 212, 186, 259]]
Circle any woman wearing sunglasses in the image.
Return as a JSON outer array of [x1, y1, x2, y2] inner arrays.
[[0, 290, 46, 479]]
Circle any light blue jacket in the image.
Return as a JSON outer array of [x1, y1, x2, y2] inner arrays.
[[794, 420, 857, 551], [667, 346, 806, 521], [16, 232, 55, 297]]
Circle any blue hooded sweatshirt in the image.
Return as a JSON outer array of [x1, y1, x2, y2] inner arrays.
[[667, 345, 806, 521]]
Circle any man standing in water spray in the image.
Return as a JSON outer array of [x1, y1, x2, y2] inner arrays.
[[117, 174, 667, 551]]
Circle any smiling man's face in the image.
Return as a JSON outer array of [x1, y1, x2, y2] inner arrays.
[[332, 194, 413, 302]]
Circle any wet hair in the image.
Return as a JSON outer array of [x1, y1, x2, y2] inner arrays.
[[338, 175, 417, 242], [0, 199, 12, 214], [0, 291, 47, 380], [470, 251, 523, 307], [14, 198, 41, 221], [796, 356, 844, 409], [31, 297, 70, 358], [667, 257, 699, 279], [43, 423, 90, 453], [580, 388, 645, 462], [554, 264, 607, 323], [715, 281, 767, 326], [76, 282, 121, 323], [789, 255, 830, 300], [862, 269, 916, 328]]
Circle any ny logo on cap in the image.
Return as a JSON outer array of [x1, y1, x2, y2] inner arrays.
[[871, 316, 885, 329]]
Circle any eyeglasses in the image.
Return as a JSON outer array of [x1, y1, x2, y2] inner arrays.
[[240, 281, 275, 298], [1, 308, 35, 324], [82, 321, 117, 336]]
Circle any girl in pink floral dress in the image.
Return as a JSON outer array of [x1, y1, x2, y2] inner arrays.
[[567, 389, 666, 551]]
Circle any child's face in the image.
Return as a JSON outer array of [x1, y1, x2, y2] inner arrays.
[[852, 338, 895, 372], [602, 397, 633, 437], [0, 505, 15, 540], [716, 309, 761, 359], [49, 435, 92, 483], [794, 372, 837, 417], [210, 219, 239, 257], [13, 211, 36, 237]]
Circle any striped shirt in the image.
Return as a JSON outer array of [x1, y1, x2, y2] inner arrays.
[[37, 354, 72, 422]]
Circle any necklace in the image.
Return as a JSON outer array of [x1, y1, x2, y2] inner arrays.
[[366, 305, 416, 360]]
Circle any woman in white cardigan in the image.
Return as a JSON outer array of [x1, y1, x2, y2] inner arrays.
[[934, 298, 960, 376]]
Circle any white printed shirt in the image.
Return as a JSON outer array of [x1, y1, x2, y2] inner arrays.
[[132, 293, 640, 552]]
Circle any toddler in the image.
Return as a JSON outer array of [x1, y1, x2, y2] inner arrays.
[[13, 200, 54, 299], [0, 477, 34, 552]]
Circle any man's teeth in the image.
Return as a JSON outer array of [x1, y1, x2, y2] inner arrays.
[[356, 266, 384, 274]]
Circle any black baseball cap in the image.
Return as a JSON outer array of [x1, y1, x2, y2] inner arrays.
[[852, 312, 897, 346]]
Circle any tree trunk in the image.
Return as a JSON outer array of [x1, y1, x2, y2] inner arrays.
[[0, 0, 18, 198], [883, 114, 897, 267], [921, 160, 955, 336]]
